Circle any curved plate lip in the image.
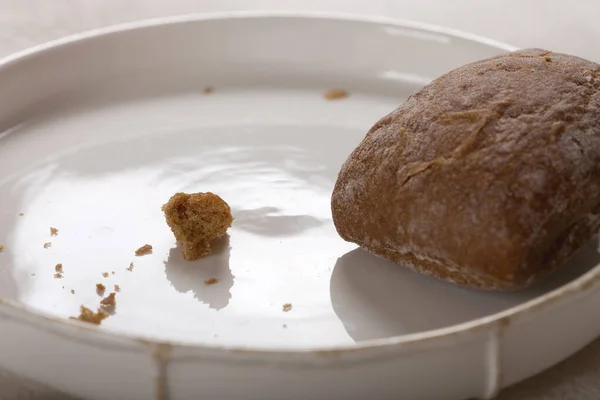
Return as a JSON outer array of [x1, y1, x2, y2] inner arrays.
[[1, 11, 587, 358]]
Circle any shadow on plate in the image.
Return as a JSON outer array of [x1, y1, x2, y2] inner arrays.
[[330, 237, 600, 342], [233, 206, 325, 237], [164, 236, 233, 310]]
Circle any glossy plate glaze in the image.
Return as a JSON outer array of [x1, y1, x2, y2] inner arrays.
[[0, 12, 600, 400]]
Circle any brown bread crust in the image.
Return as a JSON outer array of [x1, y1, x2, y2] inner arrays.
[[331, 49, 600, 290]]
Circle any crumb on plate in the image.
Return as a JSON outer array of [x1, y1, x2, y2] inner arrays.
[[50, 227, 59, 236], [43, 242, 51, 249], [111, 271, 115, 275], [18, 213, 24, 216], [96, 283, 106, 294], [323, 89, 349, 100], [135, 244, 153, 256], [114, 284, 121, 292], [55, 263, 63, 273], [30, 273, 35, 276], [0, 245, 4, 252], [71, 289, 75, 294], [283, 324, 287, 328], [203, 86, 214, 94], [54, 273, 63, 279], [204, 277, 218, 285], [102, 272, 109, 278], [282, 303, 292, 312], [127, 262, 134, 272], [72, 306, 108, 325], [100, 292, 116, 309]]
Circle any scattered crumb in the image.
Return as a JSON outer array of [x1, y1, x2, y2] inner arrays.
[[62, 286, 65, 289], [30, 273, 35, 276], [18, 213, 24, 216], [114, 284, 121, 292], [204, 277, 218, 285], [203, 86, 214, 94], [323, 89, 349, 100], [162, 192, 233, 261], [96, 283, 106, 294], [111, 271, 115, 275], [102, 272, 109, 278], [50, 227, 59, 236], [54, 273, 63, 279], [100, 292, 116, 309], [55, 263, 63, 273], [72, 306, 108, 325], [71, 289, 75, 294], [282, 303, 292, 312], [127, 262, 134, 272], [0, 245, 4, 252], [135, 244, 153, 256], [43, 242, 52, 249], [283, 324, 287, 328]]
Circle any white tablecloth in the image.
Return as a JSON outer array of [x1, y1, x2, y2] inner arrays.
[[1, 1, 599, 399]]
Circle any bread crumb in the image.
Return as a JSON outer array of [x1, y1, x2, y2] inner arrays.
[[114, 284, 121, 292], [204, 277, 218, 285], [55, 264, 63, 273], [102, 272, 109, 278], [100, 292, 116, 310], [71, 289, 75, 294], [30, 272, 35, 276], [127, 262, 134, 272], [282, 303, 292, 312], [0, 245, 4, 252], [135, 244, 153, 256], [72, 306, 108, 325], [50, 227, 59, 236], [54, 272, 63, 279], [323, 89, 349, 100], [162, 192, 233, 261], [43, 242, 51, 249], [18, 213, 24, 216], [111, 271, 115, 275], [96, 283, 106, 294], [203, 86, 214, 94], [283, 324, 287, 328]]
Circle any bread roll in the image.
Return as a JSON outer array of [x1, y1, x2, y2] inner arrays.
[[331, 49, 600, 290]]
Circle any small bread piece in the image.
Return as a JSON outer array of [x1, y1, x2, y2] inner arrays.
[[162, 192, 233, 261], [331, 49, 600, 290]]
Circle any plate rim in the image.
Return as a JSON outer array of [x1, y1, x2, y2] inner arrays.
[[2, 11, 590, 359]]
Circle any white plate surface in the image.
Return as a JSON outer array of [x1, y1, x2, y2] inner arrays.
[[1, 12, 600, 400]]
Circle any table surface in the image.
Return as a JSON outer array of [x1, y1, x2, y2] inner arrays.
[[1, 1, 599, 399]]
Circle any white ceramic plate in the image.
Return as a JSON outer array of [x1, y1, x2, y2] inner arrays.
[[0, 12, 599, 400]]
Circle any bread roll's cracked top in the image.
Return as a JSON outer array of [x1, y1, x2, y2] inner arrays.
[[331, 49, 600, 290]]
